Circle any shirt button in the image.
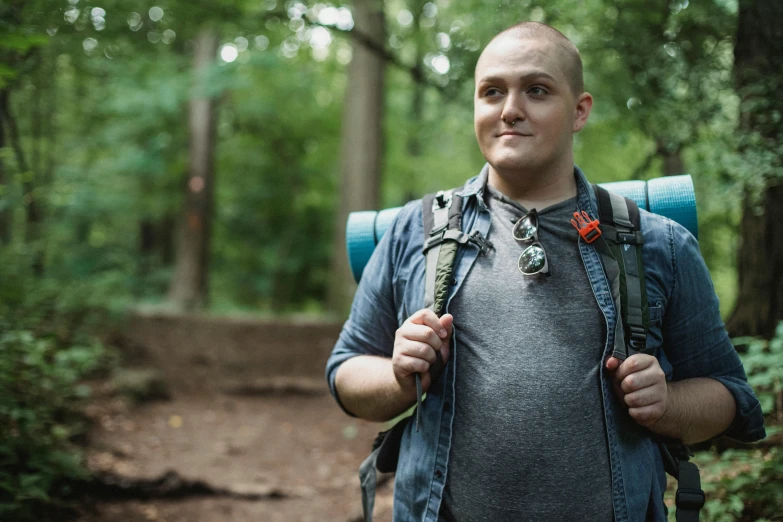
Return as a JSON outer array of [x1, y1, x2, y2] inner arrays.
[[435, 470, 443, 478]]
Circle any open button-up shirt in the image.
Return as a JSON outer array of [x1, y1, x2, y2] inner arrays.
[[326, 165, 766, 522]]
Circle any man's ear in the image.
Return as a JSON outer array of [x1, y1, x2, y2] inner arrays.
[[573, 92, 593, 133]]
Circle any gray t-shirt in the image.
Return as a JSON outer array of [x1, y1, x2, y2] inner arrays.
[[441, 185, 613, 521]]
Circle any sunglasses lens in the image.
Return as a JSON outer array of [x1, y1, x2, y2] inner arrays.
[[519, 245, 546, 274], [513, 215, 537, 241]]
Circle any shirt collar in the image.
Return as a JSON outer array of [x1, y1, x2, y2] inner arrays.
[[457, 163, 599, 215]]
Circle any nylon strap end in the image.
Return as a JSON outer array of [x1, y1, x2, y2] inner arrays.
[[415, 373, 422, 432]]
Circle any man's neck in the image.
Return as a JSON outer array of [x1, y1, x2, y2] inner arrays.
[[487, 163, 577, 211]]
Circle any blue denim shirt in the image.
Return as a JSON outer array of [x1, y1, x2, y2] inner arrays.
[[326, 165, 766, 522]]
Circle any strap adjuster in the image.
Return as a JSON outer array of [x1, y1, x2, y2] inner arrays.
[[675, 488, 705, 510], [617, 230, 644, 245], [628, 325, 646, 351], [468, 230, 493, 255]]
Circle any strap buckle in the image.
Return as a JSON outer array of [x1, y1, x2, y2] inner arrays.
[[468, 230, 493, 255], [628, 324, 647, 351], [675, 488, 705, 510], [570, 210, 602, 244], [617, 230, 644, 245]]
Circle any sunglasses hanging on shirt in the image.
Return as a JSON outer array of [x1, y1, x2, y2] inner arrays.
[[512, 209, 550, 276]]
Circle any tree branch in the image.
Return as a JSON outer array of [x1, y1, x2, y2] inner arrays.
[[260, 9, 444, 92], [306, 18, 440, 91]]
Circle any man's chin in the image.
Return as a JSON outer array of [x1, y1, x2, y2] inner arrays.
[[488, 155, 538, 173]]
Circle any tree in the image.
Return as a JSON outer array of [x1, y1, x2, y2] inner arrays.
[[168, 28, 219, 310], [725, 0, 783, 338], [328, 0, 386, 314]]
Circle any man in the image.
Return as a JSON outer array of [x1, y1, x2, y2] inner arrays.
[[326, 22, 765, 521]]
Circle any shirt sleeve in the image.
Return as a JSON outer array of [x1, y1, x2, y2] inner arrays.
[[662, 220, 766, 443], [325, 203, 417, 416]]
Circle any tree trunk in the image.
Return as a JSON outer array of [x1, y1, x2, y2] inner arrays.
[[138, 219, 156, 284], [725, 0, 783, 338], [403, 0, 425, 202], [662, 150, 684, 177], [2, 87, 43, 272], [327, 0, 386, 315], [168, 29, 219, 310], [0, 89, 10, 244]]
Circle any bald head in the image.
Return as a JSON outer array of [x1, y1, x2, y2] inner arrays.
[[478, 22, 584, 96]]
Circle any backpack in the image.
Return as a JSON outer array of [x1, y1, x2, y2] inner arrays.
[[358, 183, 705, 522]]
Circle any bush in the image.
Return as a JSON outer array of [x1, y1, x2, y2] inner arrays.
[[0, 249, 116, 520], [0, 330, 106, 520], [674, 325, 783, 522]]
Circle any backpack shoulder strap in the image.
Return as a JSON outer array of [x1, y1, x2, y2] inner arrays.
[[593, 184, 649, 358], [421, 187, 492, 314], [415, 187, 491, 431], [422, 189, 462, 314], [592, 184, 704, 521]]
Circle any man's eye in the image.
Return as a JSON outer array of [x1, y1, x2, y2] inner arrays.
[[484, 87, 502, 97], [528, 86, 547, 96]]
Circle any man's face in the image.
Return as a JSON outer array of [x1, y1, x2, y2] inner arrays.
[[474, 35, 587, 175]]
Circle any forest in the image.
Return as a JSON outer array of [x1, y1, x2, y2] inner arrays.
[[1, 0, 781, 520]]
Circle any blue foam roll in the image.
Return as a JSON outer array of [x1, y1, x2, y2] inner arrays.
[[346, 174, 697, 282], [599, 175, 697, 240]]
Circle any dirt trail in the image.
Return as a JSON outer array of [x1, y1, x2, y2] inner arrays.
[[78, 389, 394, 522]]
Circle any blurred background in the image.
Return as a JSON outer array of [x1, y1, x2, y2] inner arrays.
[[0, 0, 781, 520]]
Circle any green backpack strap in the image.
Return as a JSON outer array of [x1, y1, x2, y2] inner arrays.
[[592, 184, 704, 521], [358, 187, 492, 522], [419, 188, 492, 430]]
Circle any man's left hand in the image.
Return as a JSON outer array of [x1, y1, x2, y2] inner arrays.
[[606, 355, 667, 428]]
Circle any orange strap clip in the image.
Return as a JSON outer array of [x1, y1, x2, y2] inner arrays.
[[571, 210, 602, 244]]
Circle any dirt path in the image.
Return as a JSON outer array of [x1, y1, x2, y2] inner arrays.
[[78, 391, 394, 522]]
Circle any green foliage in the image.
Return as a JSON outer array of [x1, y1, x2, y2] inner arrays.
[[0, 332, 103, 520], [737, 327, 783, 418], [0, 248, 113, 520], [0, 0, 757, 315], [670, 326, 783, 522], [687, 445, 783, 522], [0, 325, 107, 519]]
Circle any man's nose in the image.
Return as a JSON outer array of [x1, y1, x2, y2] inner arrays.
[[500, 92, 525, 123]]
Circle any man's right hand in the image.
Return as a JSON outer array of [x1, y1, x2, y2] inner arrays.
[[392, 309, 454, 395]]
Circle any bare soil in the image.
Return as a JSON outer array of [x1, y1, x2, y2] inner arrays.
[[77, 391, 394, 522], [73, 313, 395, 521]]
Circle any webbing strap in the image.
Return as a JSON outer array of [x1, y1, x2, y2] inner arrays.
[[594, 235, 629, 359], [608, 190, 634, 229], [594, 184, 648, 356], [418, 189, 459, 431], [423, 190, 453, 310], [423, 229, 475, 252], [675, 461, 705, 522], [595, 184, 701, 520], [660, 442, 704, 522], [359, 446, 379, 522]]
